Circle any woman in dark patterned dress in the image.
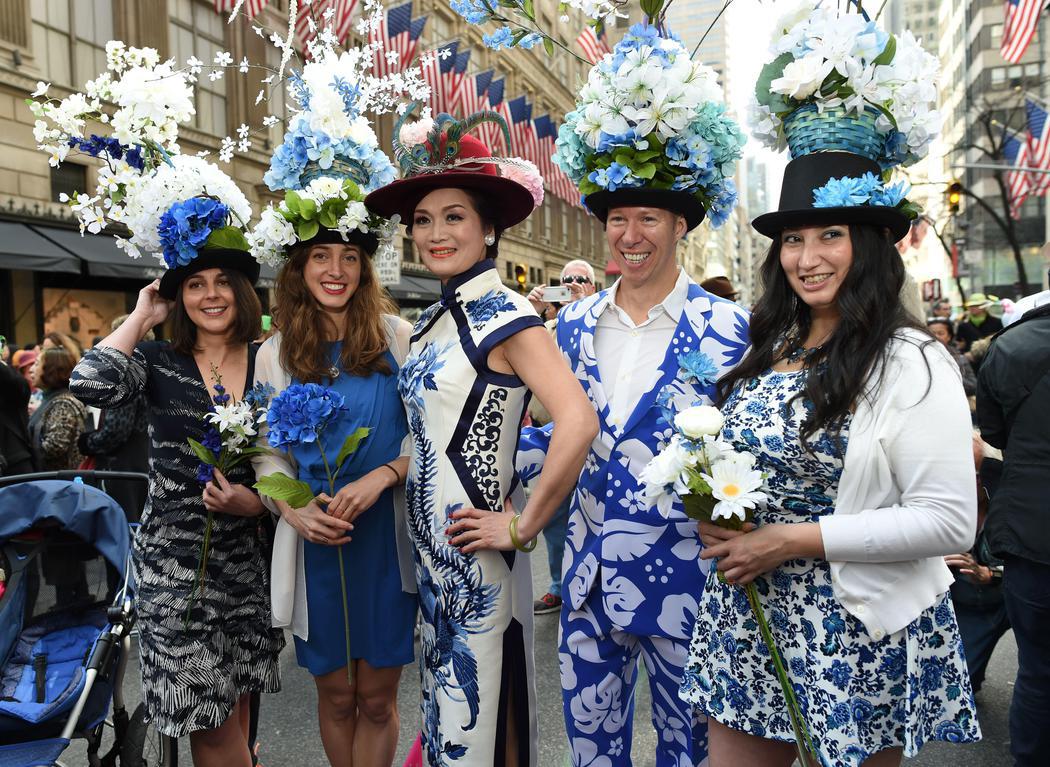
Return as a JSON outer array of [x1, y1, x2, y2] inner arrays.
[[70, 246, 283, 765]]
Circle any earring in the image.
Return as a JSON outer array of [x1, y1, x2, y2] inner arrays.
[[484, 233, 496, 246]]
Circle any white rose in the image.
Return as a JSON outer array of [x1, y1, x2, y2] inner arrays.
[[771, 53, 831, 100], [674, 406, 724, 439]]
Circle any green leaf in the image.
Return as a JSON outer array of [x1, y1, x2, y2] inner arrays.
[[254, 472, 316, 509], [873, 34, 896, 67], [543, 37, 554, 57], [634, 163, 657, 180], [187, 438, 217, 467], [335, 427, 371, 471], [318, 209, 338, 229], [523, 0, 534, 19], [297, 219, 319, 241], [284, 190, 302, 215], [205, 225, 249, 252], [299, 197, 317, 220], [640, 0, 665, 20], [754, 52, 795, 108]]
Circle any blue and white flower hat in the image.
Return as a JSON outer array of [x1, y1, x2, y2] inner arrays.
[[251, 49, 400, 269], [749, 3, 931, 240], [553, 23, 745, 231], [120, 154, 259, 299]]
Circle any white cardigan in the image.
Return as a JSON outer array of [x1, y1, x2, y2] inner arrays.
[[252, 315, 416, 640], [819, 329, 976, 638]]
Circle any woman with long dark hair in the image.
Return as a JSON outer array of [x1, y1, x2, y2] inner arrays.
[[70, 185, 283, 766], [679, 151, 982, 766], [250, 178, 417, 767], [365, 116, 596, 766]]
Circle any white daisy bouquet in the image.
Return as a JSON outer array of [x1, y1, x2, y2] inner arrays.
[[749, 0, 940, 168], [639, 404, 820, 767]]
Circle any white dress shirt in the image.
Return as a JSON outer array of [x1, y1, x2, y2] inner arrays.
[[594, 268, 689, 431]]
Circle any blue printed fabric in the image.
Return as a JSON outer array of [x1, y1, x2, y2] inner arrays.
[[399, 259, 542, 766], [518, 277, 750, 767], [680, 369, 981, 762]]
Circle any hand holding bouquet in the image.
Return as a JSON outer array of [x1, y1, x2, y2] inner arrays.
[[640, 404, 820, 767]]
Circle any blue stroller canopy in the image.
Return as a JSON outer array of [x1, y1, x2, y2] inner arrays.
[[0, 481, 130, 573]]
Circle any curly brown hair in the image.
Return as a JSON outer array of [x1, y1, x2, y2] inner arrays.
[[37, 347, 76, 390], [273, 244, 396, 383]]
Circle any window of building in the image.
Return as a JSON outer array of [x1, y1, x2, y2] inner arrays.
[[1024, 63, 1041, 77], [170, 0, 229, 136], [1007, 65, 1023, 80], [50, 163, 87, 202], [505, 261, 513, 280], [542, 200, 552, 243], [559, 200, 569, 247], [991, 67, 1006, 86], [402, 236, 415, 263], [573, 207, 582, 251], [990, 24, 1003, 46], [31, 0, 112, 87]]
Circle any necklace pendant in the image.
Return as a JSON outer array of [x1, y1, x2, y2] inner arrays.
[[328, 365, 340, 380]]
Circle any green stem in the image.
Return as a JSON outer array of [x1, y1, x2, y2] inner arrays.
[[317, 433, 353, 688], [743, 582, 821, 767], [184, 510, 214, 628]]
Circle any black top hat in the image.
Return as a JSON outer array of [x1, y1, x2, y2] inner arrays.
[[752, 152, 910, 241], [158, 247, 260, 300], [299, 226, 380, 256], [583, 188, 707, 232]]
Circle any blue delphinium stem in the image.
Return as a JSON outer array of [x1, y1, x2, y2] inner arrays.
[[317, 432, 353, 688]]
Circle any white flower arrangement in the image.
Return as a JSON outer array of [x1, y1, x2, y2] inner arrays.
[[639, 404, 767, 522], [749, 1, 941, 166], [119, 155, 252, 264]]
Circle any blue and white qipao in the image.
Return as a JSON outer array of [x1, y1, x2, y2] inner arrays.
[[398, 260, 542, 767], [519, 275, 750, 767]]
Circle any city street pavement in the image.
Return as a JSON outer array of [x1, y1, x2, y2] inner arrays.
[[67, 533, 1016, 766]]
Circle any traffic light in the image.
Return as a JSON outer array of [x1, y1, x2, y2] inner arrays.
[[514, 263, 527, 293], [947, 180, 962, 215]]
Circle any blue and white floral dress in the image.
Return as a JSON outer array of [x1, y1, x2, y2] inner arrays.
[[680, 369, 981, 764], [398, 260, 542, 766]]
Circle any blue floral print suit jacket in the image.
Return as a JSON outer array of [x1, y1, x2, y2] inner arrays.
[[520, 278, 750, 639]]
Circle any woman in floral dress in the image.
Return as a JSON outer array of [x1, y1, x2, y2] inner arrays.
[[680, 151, 981, 766], [366, 120, 597, 766]]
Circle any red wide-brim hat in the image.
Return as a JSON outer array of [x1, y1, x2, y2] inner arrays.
[[364, 134, 535, 231]]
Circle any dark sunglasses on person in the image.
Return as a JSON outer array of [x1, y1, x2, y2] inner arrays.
[[561, 275, 592, 286]]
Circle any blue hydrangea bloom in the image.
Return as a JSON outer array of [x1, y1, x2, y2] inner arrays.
[[483, 27, 514, 49], [158, 197, 229, 269], [263, 118, 396, 192], [449, 0, 490, 25], [813, 173, 909, 210], [266, 383, 347, 448]]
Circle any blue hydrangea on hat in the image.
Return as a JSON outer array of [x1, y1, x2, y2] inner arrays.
[[749, 1, 935, 240], [252, 47, 401, 271], [553, 22, 745, 231]]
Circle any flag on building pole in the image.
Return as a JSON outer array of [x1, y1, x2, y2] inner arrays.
[[484, 76, 509, 151], [421, 41, 458, 112], [446, 49, 472, 115], [460, 69, 494, 118], [214, 0, 269, 18], [370, 1, 414, 77], [405, 15, 427, 66], [508, 96, 538, 164], [1003, 129, 1033, 218], [1001, 0, 1049, 63], [575, 25, 611, 64], [1024, 97, 1050, 194], [295, 0, 359, 51], [532, 114, 556, 187]]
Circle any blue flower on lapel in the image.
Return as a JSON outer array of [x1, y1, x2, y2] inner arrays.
[[463, 289, 517, 331], [677, 349, 718, 386]]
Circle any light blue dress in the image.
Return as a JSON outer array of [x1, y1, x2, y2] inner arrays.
[[681, 369, 981, 764], [290, 345, 416, 675]]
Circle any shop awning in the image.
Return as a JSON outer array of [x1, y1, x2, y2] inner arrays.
[[30, 225, 166, 280], [0, 221, 81, 274], [386, 273, 441, 302]]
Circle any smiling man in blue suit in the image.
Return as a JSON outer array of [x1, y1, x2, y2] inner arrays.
[[520, 184, 750, 766]]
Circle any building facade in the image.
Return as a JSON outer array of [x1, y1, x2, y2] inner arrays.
[[0, 0, 610, 348]]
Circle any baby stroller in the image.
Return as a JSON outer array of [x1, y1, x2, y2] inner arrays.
[[0, 471, 171, 767]]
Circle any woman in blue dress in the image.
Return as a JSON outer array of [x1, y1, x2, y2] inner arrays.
[[679, 149, 982, 766], [252, 202, 417, 767]]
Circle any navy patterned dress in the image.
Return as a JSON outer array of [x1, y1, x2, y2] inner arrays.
[[70, 343, 284, 737], [680, 369, 981, 764], [398, 260, 542, 766]]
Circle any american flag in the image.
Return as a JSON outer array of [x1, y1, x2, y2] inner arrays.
[[1001, 0, 1049, 63], [575, 25, 611, 64], [370, 1, 415, 77], [460, 69, 493, 118], [421, 41, 458, 113], [1003, 129, 1033, 218], [1025, 98, 1050, 194], [532, 114, 556, 189], [508, 96, 538, 164], [295, 0, 358, 51], [214, 0, 269, 18], [446, 49, 472, 115], [484, 76, 509, 152]]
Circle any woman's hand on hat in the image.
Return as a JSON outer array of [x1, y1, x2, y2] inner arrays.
[[131, 279, 174, 334]]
